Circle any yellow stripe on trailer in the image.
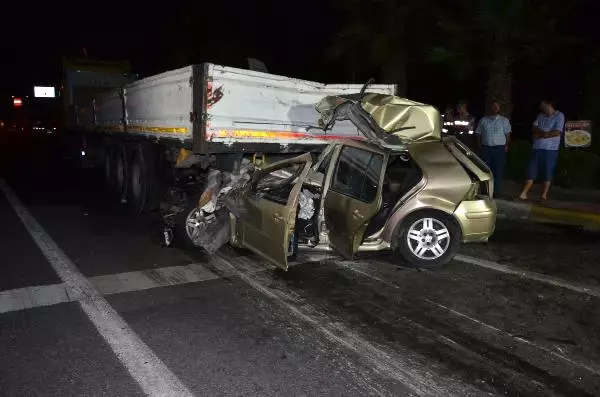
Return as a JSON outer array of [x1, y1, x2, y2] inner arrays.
[[126, 125, 189, 134], [206, 129, 357, 141], [95, 125, 189, 135], [98, 125, 126, 132]]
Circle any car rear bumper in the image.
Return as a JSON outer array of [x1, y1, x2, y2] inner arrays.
[[454, 198, 497, 243]]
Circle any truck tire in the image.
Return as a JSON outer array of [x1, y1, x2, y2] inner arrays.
[[104, 146, 117, 195], [114, 144, 129, 204], [394, 210, 460, 269], [128, 144, 161, 213]]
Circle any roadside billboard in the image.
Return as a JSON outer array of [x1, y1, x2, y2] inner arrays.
[[564, 120, 592, 148], [34, 86, 56, 98]]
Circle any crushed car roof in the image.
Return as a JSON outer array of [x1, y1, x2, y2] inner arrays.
[[316, 93, 442, 149]]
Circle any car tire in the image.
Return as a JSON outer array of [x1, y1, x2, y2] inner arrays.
[[394, 210, 461, 269], [165, 187, 205, 249], [169, 188, 225, 251]]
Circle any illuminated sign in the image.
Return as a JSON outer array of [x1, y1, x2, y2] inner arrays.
[[565, 120, 592, 148], [34, 86, 56, 98]]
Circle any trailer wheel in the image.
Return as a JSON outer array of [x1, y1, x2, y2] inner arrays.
[[104, 146, 117, 195], [129, 144, 160, 213], [114, 144, 129, 204]]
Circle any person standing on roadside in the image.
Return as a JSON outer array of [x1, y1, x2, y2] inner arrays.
[[453, 100, 475, 135], [442, 104, 454, 135], [453, 100, 477, 150], [475, 101, 511, 198], [517, 100, 565, 202]]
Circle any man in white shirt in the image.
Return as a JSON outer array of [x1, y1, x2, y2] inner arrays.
[[475, 101, 512, 198]]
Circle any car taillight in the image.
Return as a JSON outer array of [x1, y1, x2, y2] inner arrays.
[[478, 181, 490, 197], [465, 180, 491, 200], [465, 181, 479, 200]]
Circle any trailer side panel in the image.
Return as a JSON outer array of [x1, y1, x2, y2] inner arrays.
[[204, 64, 396, 150], [121, 66, 194, 144]]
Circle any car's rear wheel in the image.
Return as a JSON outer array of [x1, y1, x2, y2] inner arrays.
[[394, 210, 460, 269]]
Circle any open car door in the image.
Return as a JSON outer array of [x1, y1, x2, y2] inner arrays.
[[323, 144, 388, 258], [228, 153, 313, 270]]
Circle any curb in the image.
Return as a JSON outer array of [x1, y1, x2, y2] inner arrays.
[[496, 199, 600, 231]]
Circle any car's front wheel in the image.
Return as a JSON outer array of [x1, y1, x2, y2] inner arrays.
[[394, 210, 461, 269]]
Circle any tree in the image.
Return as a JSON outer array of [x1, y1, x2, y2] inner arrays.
[[429, 0, 574, 117], [328, 0, 431, 96]]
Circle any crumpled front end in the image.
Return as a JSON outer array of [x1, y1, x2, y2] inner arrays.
[[160, 161, 255, 253]]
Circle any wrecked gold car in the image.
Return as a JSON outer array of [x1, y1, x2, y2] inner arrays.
[[167, 92, 496, 269], [220, 93, 496, 269]]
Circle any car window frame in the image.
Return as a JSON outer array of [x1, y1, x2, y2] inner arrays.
[[330, 145, 385, 204], [251, 162, 305, 205]]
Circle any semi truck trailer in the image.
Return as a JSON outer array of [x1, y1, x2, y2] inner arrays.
[[62, 60, 397, 247]]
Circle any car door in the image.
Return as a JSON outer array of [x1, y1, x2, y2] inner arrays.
[[323, 144, 388, 259], [229, 153, 313, 270]]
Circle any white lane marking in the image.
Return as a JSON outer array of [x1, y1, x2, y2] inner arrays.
[[0, 283, 70, 314], [0, 258, 287, 315], [91, 263, 221, 295], [336, 260, 600, 378], [0, 264, 223, 314], [454, 254, 600, 298], [0, 180, 194, 397], [213, 251, 479, 397]]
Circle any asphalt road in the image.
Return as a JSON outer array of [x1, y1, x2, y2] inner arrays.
[[1, 133, 600, 396]]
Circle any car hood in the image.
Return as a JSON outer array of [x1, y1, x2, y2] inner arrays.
[[316, 93, 441, 146]]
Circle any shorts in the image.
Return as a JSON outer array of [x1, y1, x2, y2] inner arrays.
[[526, 149, 559, 181]]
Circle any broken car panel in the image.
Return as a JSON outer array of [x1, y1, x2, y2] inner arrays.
[[226, 153, 313, 269]]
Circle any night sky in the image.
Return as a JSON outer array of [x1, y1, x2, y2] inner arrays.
[[1, 0, 600, 124], [0, 0, 334, 96]]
